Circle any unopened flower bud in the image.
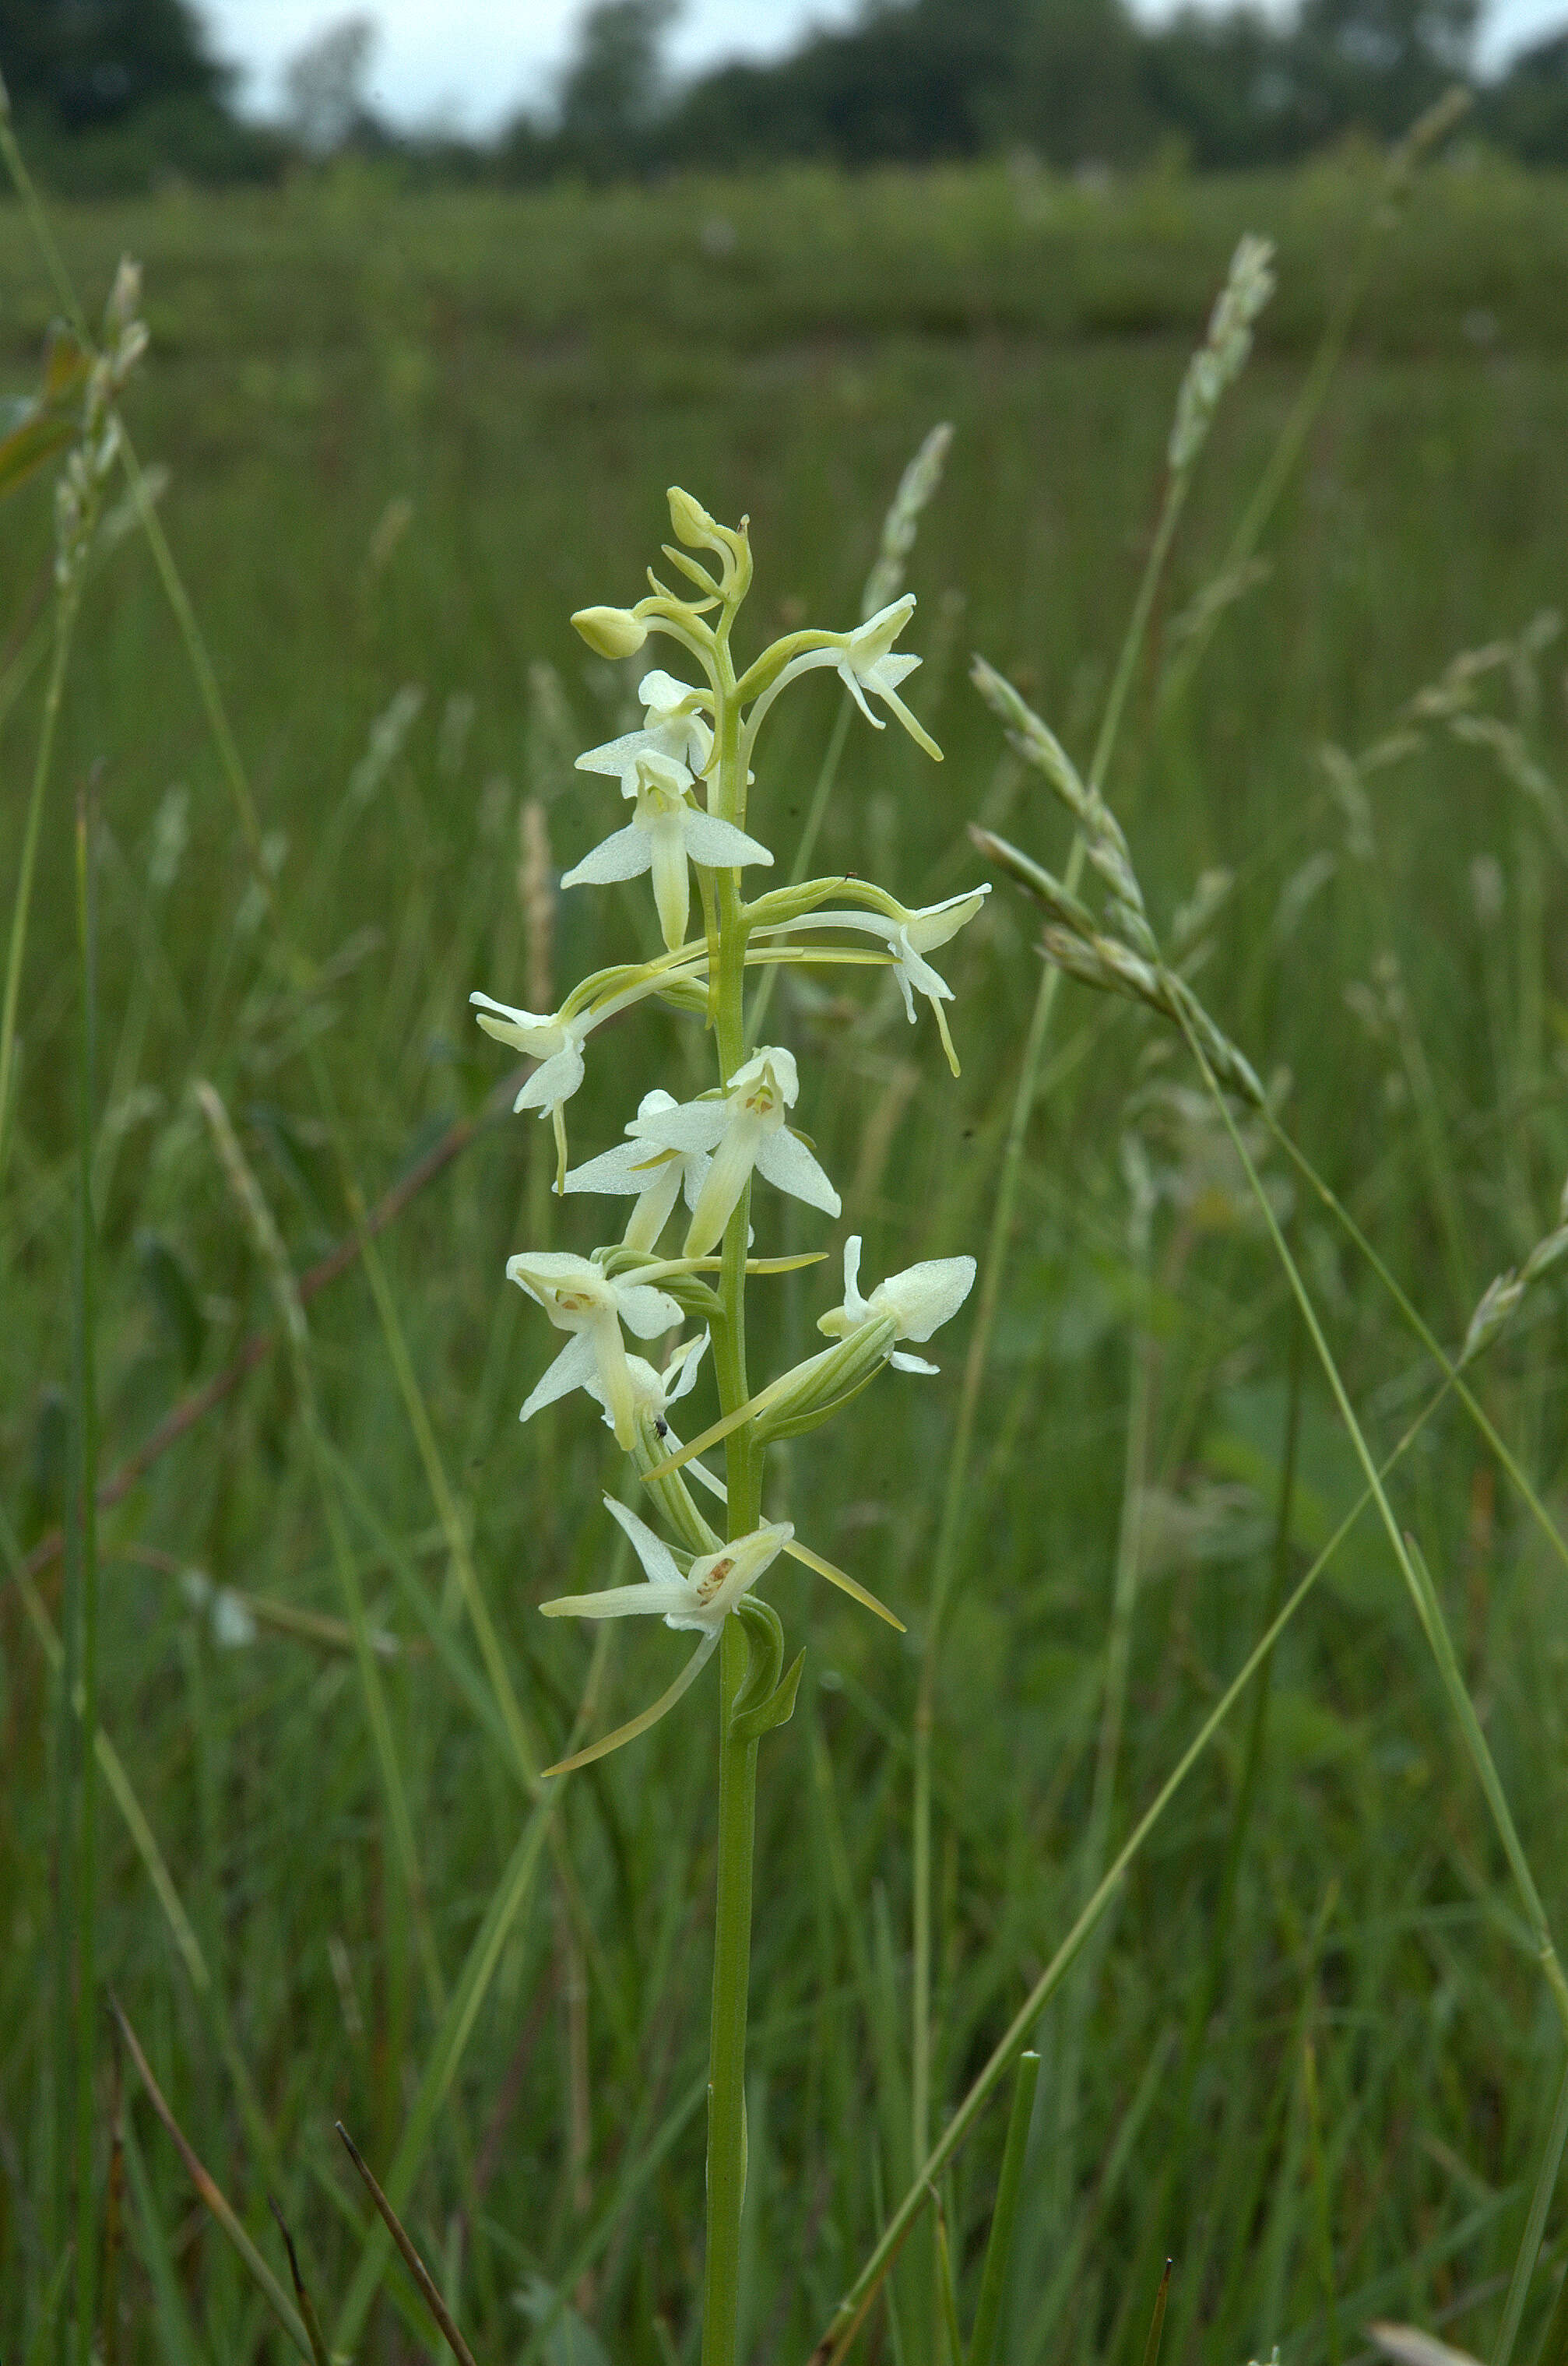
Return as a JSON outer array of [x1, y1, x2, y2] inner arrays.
[[572, 605, 648, 659], [668, 486, 720, 548]]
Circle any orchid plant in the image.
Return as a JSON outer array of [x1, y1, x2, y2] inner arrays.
[[471, 488, 983, 2366]]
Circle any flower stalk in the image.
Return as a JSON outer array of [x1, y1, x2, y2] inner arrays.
[[473, 488, 981, 2363]]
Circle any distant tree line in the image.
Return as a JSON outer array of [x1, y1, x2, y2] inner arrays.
[[2, 0, 1568, 195], [507, 0, 1568, 175]]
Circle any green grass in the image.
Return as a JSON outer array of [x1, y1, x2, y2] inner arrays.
[[3, 158, 1568, 2362]]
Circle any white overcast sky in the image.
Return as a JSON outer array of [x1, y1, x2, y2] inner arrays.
[[199, 0, 1568, 135]]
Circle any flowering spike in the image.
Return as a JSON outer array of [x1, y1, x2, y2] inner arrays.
[[471, 493, 978, 1803]]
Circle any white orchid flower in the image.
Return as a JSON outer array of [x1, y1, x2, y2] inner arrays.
[[542, 1498, 790, 1637], [742, 594, 942, 766], [469, 990, 593, 1185], [817, 1234, 976, 1374], [758, 887, 989, 1072], [469, 992, 588, 1110], [837, 597, 942, 758], [507, 1251, 683, 1449], [631, 1044, 840, 1257], [563, 1088, 713, 1253], [562, 751, 773, 952], [584, 1328, 709, 1434], [536, 1498, 793, 1777], [575, 670, 715, 793]]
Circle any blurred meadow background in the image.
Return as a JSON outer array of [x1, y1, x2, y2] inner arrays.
[[5, 3, 1568, 2356]]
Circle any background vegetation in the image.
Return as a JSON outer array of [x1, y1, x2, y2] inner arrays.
[[4, 138, 1568, 2364], [8, 0, 1568, 195]]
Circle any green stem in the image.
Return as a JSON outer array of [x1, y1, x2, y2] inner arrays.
[[704, 1620, 760, 2366], [702, 636, 764, 2366], [1090, 475, 1187, 798], [71, 783, 100, 2364], [0, 578, 81, 1198]]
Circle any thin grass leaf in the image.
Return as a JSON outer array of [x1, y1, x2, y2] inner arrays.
[[336, 2125, 478, 2366], [265, 2199, 332, 2366], [110, 1995, 312, 2361], [965, 2050, 1039, 2366], [1141, 2262, 1174, 2366], [1530, 2254, 1568, 2366], [332, 1801, 557, 2346]]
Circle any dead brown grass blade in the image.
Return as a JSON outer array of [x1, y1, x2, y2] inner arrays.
[[336, 2120, 479, 2366], [109, 1992, 312, 2360]]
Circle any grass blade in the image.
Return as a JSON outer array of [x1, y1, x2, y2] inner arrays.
[[965, 2049, 1039, 2366], [1141, 2261, 1173, 2366], [110, 1994, 312, 2361], [266, 2199, 333, 2366], [1493, 2053, 1568, 2366], [336, 2123, 478, 2366]]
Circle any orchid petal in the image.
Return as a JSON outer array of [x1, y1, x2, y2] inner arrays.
[[632, 1100, 731, 1156], [602, 1493, 684, 1587], [541, 1633, 719, 1779], [754, 1127, 842, 1218], [563, 1138, 666, 1196], [663, 1330, 710, 1404], [614, 1283, 685, 1339], [519, 1333, 598, 1423], [562, 825, 653, 888], [873, 1254, 976, 1341], [682, 812, 775, 872], [513, 1039, 585, 1114], [540, 1583, 694, 1619]]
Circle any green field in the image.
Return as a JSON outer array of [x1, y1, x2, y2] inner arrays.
[[4, 155, 1568, 2364]]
